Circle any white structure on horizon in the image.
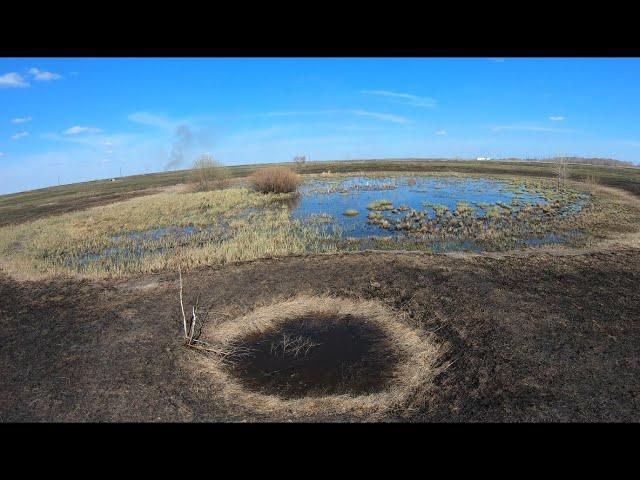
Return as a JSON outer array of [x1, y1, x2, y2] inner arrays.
[[476, 156, 492, 161]]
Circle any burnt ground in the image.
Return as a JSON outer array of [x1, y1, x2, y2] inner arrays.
[[1, 249, 639, 422]]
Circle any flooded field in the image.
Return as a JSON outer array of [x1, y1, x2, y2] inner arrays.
[[291, 176, 589, 251], [0, 173, 614, 279]]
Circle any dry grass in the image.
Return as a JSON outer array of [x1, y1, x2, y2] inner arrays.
[[193, 295, 446, 420], [2, 172, 639, 281], [0, 187, 336, 280], [249, 166, 300, 194]]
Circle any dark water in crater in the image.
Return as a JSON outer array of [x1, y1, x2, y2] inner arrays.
[[227, 315, 399, 399]]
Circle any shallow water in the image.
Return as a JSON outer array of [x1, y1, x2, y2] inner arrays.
[[289, 176, 587, 250], [64, 176, 589, 270], [228, 315, 399, 399], [293, 176, 545, 237], [111, 225, 201, 242], [67, 224, 228, 268]]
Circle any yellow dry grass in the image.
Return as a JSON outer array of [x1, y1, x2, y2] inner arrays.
[[192, 295, 446, 420], [0, 187, 335, 280]]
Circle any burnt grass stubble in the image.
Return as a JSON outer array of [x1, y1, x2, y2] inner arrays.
[[1, 249, 639, 422]]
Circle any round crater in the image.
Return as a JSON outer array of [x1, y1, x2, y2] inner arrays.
[[227, 314, 401, 399], [194, 295, 444, 419]]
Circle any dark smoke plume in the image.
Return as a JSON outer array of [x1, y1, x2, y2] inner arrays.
[[164, 125, 193, 170]]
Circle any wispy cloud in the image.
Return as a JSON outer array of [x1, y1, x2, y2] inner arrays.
[[0, 152, 5, 158], [435, 130, 447, 135], [549, 116, 565, 121], [246, 109, 409, 124], [491, 125, 575, 133], [11, 131, 29, 140], [255, 110, 337, 118], [349, 109, 409, 124], [128, 111, 177, 130], [488, 58, 505, 63], [0, 72, 29, 88], [28, 68, 63, 82], [42, 132, 136, 150], [63, 126, 102, 135], [11, 116, 32, 124], [229, 126, 291, 142], [361, 90, 436, 108]]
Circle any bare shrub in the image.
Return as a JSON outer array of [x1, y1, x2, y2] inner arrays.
[[584, 172, 599, 187], [189, 155, 229, 192], [293, 155, 307, 172], [249, 166, 300, 194], [556, 157, 569, 189]]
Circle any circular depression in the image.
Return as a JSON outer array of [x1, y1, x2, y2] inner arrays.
[[194, 295, 443, 419], [227, 314, 400, 399]]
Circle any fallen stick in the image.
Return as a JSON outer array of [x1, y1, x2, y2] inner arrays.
[[189, 306, 197, 345], [178, 265, 188, 339]]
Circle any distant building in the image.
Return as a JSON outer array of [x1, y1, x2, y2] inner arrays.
[[476, 157, 492, 161]]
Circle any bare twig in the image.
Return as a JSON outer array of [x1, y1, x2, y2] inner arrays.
[[189, 306, 197, 345], [178, 265, 187, 338], [176, 265, 254, 365]]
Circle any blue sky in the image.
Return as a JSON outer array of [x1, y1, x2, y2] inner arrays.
[[1, 57, 640, 194]]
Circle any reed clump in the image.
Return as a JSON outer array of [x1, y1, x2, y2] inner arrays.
[[249, 166, 300, 194]]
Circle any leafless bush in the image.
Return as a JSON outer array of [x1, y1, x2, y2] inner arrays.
[[583, 172, 599, 188], [177, 265, 252, 365], [293, 155, 307, 172], [556, 157, 569, 189], [189, 155, 229, 192], [249, 166, 300, 194], [270, 333, 320, 358]]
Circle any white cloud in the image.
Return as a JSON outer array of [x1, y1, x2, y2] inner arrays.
[[492, 125, 575, 133], [42, 131, 136, 149], [28, 68, 63, 82], [350, 109, 409, 124], [255, 110, 337, 118], [0, 72, 29, 88], [128, 111, 177, 130], [11, 132, 29, 140], [63, 126, 102, 135], [489, 58, 505, 63], [549, 116, 565, 121], [11, 116, 32, 124], [0, 152, 5, 157], [435, 130, 447, 135], [361, 90, 436, 108]]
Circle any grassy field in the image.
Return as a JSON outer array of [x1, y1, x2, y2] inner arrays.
[[2, 161, 640, 280], [2, 159, 640, 227], [0, 187, 336, 279], [2, 158, 640, 422]]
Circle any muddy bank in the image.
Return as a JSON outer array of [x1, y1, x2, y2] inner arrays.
[[1, 249, 639, 421]]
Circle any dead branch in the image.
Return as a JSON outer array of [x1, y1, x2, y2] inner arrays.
[[189, 305, 197, 345], [178, 265, 187, 338], [176, 266, 254, 364]]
